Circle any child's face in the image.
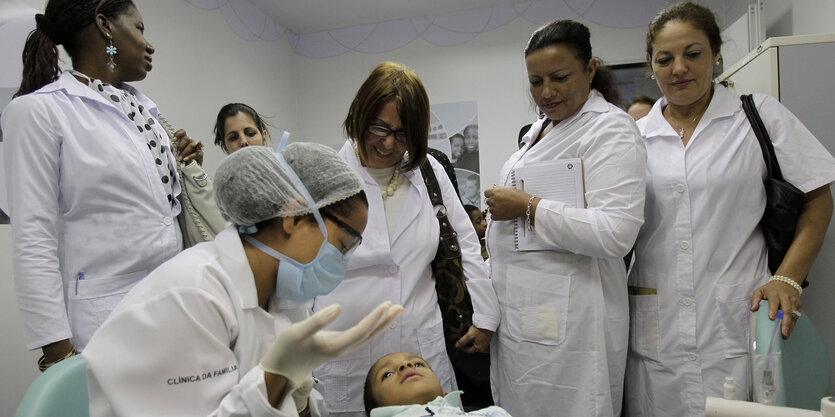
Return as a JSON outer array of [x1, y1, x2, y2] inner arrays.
[[370, 352, 444, 407]]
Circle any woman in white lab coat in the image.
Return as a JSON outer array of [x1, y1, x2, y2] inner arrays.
[[483, 20, 646, 417], [625, 4, 835, 416], [1, 0, 203, 369], [312, 62, 500, 416], [84, 143, 403, 416]]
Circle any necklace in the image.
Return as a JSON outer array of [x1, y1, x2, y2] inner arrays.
[[355, 147, 400, 199], [666, 106, 706, 138], [381, 164, 400, 199]]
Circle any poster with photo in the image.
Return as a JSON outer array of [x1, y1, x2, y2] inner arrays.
[[428, 101, 480, 209]]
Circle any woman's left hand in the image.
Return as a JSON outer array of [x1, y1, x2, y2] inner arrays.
[[484, 186, 531, 221], [750, 280, 802, 338], [174, 129, 204, 166], [455, 325, 493, 353]]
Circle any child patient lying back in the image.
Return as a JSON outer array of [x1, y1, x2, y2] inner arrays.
[[363, 352, 513, 417]]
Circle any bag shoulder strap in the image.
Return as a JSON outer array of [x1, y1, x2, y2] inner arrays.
[[420, 160, 462, 258], [741, 94, 785, 181], [420, 159, 444, 206]]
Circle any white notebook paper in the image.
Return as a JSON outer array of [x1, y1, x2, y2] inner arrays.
[[511, 158, 584, 251]]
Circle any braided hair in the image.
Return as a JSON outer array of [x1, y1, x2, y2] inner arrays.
[[15, 0, 134, 97]]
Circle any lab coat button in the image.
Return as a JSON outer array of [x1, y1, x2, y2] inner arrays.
[[682, 297, 693, 306], [163, 216, 173, 226], [389, 265, 399, 274], [389, 322, 397, 329], [688, 353, 697, 361], [680, 241, 690, 250], [675, 184, 685, 193]]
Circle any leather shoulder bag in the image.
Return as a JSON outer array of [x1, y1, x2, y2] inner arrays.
[[420, 160, 475, 358], [741, 94, 807, 281]]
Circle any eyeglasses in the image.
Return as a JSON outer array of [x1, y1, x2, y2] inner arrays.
[[367, 124, 408, 144], [320, 210, 363, 256]]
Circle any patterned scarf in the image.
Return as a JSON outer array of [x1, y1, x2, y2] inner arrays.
[[71, 70, 177, 206]]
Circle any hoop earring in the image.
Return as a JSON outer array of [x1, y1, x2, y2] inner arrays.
[[105, 36, 117, 72]]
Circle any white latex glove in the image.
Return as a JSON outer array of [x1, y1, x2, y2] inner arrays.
[[291, 375, 313, 413], [260, 301, 403, 389]]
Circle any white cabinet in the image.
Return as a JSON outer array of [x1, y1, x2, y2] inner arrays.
[[719, 33, 835, 396]]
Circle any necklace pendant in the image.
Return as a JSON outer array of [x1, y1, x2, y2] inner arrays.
[[678, 127, 685, 138]]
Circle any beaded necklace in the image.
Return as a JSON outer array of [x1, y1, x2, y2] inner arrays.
[[355, 147, 400, 200]]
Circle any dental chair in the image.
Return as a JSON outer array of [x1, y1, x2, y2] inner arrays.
[[14, 354, 89, 417]]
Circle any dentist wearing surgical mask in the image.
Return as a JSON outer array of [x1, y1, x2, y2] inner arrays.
[[83, 141, 403, 417]]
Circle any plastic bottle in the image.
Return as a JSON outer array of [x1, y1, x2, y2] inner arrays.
[[723, 376, 736, 400], [759, 309, 784, 405]]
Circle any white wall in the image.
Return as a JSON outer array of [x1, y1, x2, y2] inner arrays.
[[764, 0, 835, 38], [723, 0, 835, 39], [0, 1, 298, 415]]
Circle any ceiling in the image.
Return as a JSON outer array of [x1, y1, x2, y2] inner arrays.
[[249, 0, 529, 34]]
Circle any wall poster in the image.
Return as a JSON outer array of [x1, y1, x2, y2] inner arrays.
[[428, 101, 480, 209]]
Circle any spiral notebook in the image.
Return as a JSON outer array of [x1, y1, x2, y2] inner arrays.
[[511, 158, 584, 251]]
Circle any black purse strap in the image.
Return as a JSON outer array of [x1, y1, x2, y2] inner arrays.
[[741, 94, 785, 181], [420, 160, 462, 259]]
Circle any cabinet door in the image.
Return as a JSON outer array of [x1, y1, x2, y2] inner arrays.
[[723, 47, 779, 98]]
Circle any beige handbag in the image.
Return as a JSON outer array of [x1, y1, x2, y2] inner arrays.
[[159, 114, 228, 247]]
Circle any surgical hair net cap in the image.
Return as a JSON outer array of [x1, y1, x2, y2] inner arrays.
[[214, 143, 364, 228]]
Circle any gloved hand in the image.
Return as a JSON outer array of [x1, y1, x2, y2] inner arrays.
[[291, 375, 313, 414], [260, 301, 403, 390]]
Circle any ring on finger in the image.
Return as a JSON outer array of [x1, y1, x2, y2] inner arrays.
[[791, 310, 802, 318]]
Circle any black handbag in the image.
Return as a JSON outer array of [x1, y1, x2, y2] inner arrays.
[[741, 94, 807, 278], [419, 160, 474, 358]]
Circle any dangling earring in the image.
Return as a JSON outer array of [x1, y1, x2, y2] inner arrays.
[[105, 35, 117, 72], [650, 74, 656, 80]]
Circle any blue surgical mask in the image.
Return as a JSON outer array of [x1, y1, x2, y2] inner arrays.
[[241, 132, 348, 301], [243, 235, 347, 302]]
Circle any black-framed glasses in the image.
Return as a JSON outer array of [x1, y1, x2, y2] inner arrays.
[[367, 124, 408, 144], [320, 210, 363, 255]]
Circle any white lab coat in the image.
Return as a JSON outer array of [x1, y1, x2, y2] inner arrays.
[[311, 141, 500, 416], [84, 227, 325, 417], [625, 85, 835, 417], [487, 90, 646, 417], [1, 71, 182, 350]]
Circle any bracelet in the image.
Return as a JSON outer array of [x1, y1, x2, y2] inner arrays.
[[525, 194, 537, 231], [769, 275, 803, 296], [37, 347, 77, 372]]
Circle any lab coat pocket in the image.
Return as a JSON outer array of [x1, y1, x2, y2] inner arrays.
[[505, 264, 569, 346], [418, 327, 454, 389], [67, 269, 146, 347], [715, 281, 755, 358], [314, 343, 370, 413], [628, 294, 660, 361]]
